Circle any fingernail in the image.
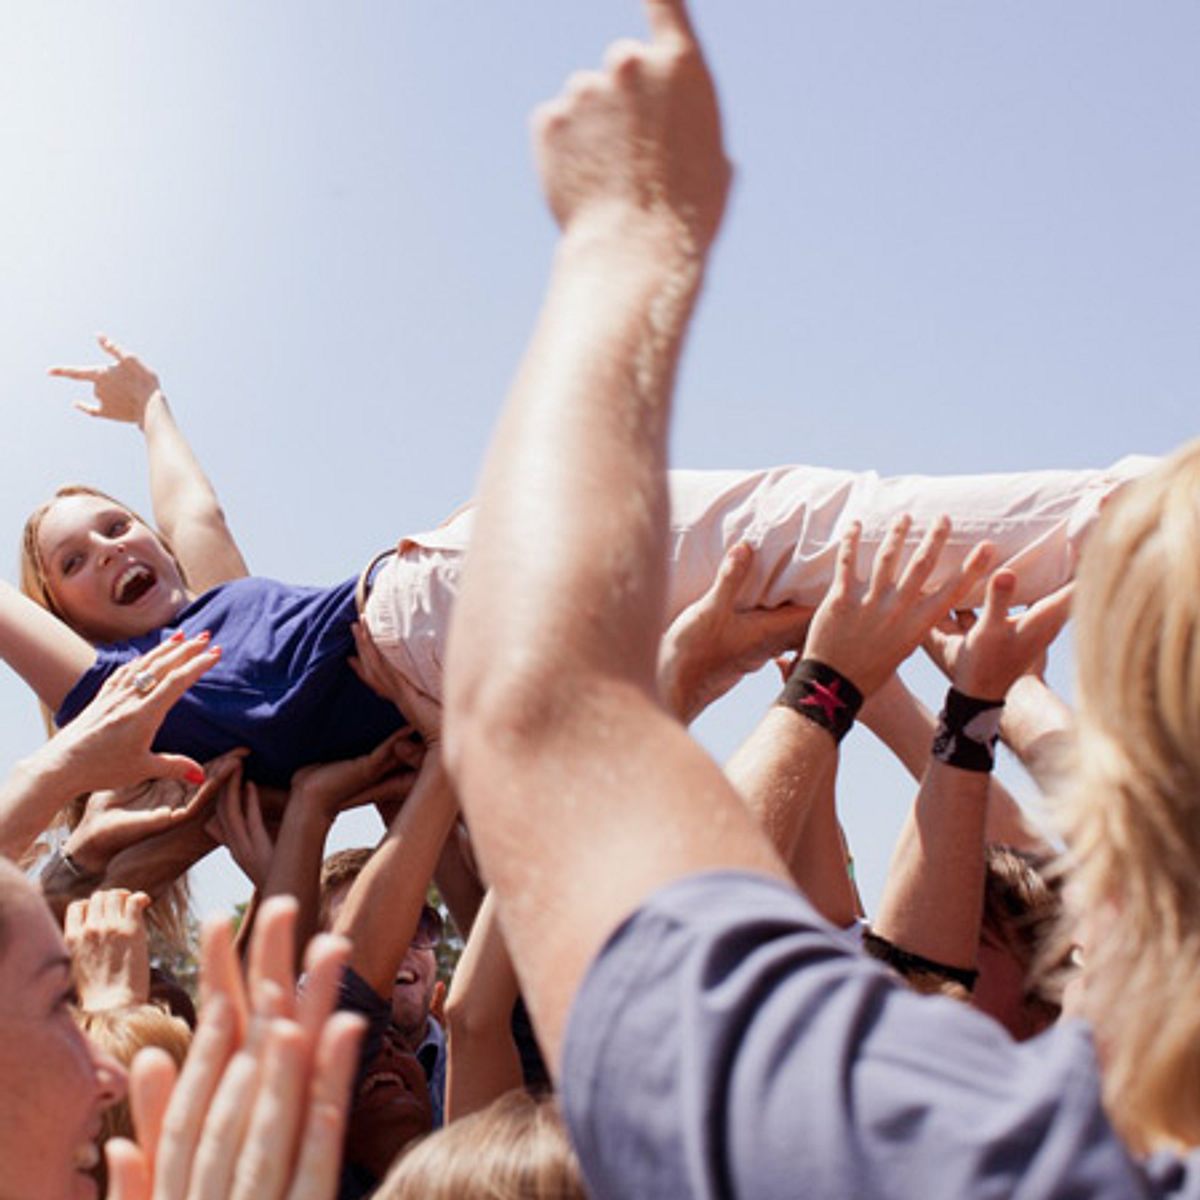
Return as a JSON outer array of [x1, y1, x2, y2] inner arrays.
[[195, 630, 211, 643], [186, 766, 206, 785], [207, 645, 222, 660], [169, 630, 186, 643]]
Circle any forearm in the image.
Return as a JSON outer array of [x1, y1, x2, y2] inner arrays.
[[872, 761, 990, 970], [0, 580, 95, 710], [449, 235, 788, 1069], [0, 750, 83, 861], [444, 891, 524, 1121], [1001, 675, 1074, 793], [335, 751, 458, 997], [725, 708, 837, 866], [258, 801, 332, 967], [140, 392, 248, 590], [862, 675, 1050, 855]]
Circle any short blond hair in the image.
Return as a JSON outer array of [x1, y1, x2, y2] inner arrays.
[[378, 1090, 584, 1200], [76, 1003, 192, 1143], [1057, 437, 1200, 1151]]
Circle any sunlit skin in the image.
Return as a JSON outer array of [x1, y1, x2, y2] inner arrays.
[[36, 493, 191, 644], [0, 870, 125, 1200]]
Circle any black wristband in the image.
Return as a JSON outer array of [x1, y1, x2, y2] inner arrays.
[[931, 687, 1005, 773], [775, 659, 863, 744], [862, 929, 979, 992]]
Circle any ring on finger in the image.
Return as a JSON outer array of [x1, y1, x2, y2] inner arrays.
[[132, 670, 158, 695]]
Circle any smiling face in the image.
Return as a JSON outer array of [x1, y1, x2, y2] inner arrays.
[[33, 492, 190, 643], [0, 870, 125, 1200]]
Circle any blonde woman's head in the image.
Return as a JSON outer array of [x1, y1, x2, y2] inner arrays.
[[1058, 437, 1200, 1150], [378, 1090, 585, 1200]]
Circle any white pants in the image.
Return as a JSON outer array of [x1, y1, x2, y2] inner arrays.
[[365, 457, 1153, 700]]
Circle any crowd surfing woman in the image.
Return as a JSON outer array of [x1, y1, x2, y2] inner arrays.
[[3, 339, 1146, 787]]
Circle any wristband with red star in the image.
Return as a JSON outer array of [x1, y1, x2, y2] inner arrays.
[[776, 659, 864, 744]]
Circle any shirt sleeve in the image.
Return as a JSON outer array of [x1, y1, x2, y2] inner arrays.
[[562, 870, 1188, 1200]]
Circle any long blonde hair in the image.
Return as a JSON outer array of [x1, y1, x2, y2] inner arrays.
[[1057, 437, 1200, 1151]]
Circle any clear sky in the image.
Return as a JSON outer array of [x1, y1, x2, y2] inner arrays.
[[2, 2, 1198, 918]]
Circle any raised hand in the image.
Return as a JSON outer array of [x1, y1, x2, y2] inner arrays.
[[105, 898, 363, 1200], [658, 542, 816, 722], [55, 632, 222, 792], [64, 748, 246, 878], [924, 572, 1074, 701], [532, 0, 730, 254], [49, 334, 163, 428], [65, 888, 153, 1011], [803, 516, 996, 697]]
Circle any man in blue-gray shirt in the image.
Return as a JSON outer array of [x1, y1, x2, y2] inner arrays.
[[440, 0, 1200, 1196]]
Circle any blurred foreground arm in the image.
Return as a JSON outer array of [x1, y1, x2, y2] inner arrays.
[[444, 0, 791, 1074]]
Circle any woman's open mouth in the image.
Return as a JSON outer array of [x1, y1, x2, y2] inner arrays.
[[112, 564, 157, 605]]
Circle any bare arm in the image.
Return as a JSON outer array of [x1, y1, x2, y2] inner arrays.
[[0, 579, 96, 711], [50, 335, 249, 592], [333, 748, 458, 1000], [872, 574, 1073, 968], [860, 672, 1051, 855], [444, 890, 524, 1122], [0, 634, 216, 860], [444, 0, 796, 1075]]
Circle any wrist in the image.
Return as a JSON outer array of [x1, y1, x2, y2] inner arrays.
[[138, 388, 169, 432], [931, 687, 1004, 774], [775, 659, 863, 744]]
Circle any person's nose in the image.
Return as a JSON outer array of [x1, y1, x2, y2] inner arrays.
[[93, 533, 126, 569]]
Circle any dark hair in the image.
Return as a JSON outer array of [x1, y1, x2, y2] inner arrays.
[[318, 846, 375, 930]]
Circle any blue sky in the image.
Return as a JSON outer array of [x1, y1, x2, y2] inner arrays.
[[2, 2, 1198, 916]]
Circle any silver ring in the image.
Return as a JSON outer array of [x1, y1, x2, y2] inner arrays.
[[132, 670, 158, 695]]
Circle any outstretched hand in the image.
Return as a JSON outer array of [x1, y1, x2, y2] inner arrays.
[[803, 515, 996, 697], [924, 573, 1074, 700], [532, 0, 730, 254], [49, 334, 163, 428], [65, 888, 153, 1011], [64, 748, 246, 877], [53, 633, 221, 795], [106, 898, 363, 1200], [658, 542, 815, 722]]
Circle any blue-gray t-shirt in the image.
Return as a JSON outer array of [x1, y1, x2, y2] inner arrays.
[[563, 871, 1200, 1199], [55, 576, 403, 787]]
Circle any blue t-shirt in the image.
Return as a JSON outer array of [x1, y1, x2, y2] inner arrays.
[[563, 871, 1200, 1199], [55, 576, 404, 787]]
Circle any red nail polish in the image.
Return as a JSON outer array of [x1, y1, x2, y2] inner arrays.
[[185, 766, 206, 785], [196, 630, 211, 643], [169, 630, 186, 643]]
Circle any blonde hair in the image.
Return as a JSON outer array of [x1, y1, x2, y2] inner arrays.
[[21, 486, 196, 945], [378, 1090, 585, 1200], [76, 1003, 192, 1142], [1056, 437, 1200, 1152], [20, 484, 186, 634]]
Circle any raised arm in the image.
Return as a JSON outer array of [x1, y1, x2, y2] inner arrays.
[[441, 0, 1002, 1073], [871, 574, 1072, 972], [0, 634, 216, 861], [860, 671, 1052, 855], [332, 748, 458, 1001], [0, 578, 96, 710], [50, 335, 249, 592], [443, 889, 524, 1122]]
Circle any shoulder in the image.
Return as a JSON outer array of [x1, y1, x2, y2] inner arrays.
[[562, 871, 1149, 1200]]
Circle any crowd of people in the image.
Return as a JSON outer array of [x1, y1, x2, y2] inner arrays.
[[2, 0, 1199, 1196]]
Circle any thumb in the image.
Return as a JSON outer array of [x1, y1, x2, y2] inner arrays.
[[146, 753, 207, 787], [712, 541, 753, 604]]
